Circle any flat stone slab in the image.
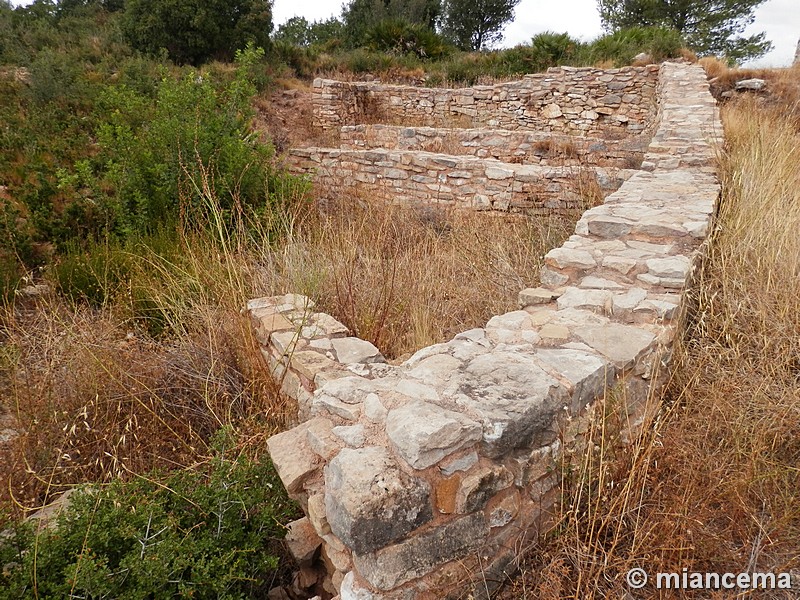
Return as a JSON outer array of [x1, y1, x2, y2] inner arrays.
[[331, 337, 385, 364]]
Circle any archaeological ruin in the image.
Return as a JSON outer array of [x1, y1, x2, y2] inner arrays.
[[250, 61, 722, 599]]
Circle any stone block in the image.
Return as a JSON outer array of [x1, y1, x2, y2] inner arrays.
[[286, 517, 323, 563], [353, 512, 489, 590], [576, 323, 656, 369], [331, 337, 385, 364], [267, 425, 320, 495], [386, 401, 482, 470], [325, 447, 433, 555], [455, 465, 514, 514], [535, 348, 614, 413]]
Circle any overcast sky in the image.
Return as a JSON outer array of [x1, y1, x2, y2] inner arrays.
[[272, 0, 799, 67]]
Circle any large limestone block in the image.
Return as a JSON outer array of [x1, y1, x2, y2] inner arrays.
[[353, 512, 489, 590], [386, 402, 483, 470], [446, 352, 569, 457], [535, 348, 615, 413], [325, 447, 433, 555], [576, 323, 656, 369]]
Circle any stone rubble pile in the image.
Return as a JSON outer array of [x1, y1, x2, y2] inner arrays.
[[256, 62, 720, 600]]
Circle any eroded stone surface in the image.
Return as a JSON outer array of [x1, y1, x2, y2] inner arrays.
[[386, 402, 482, 470], [325, 447, 433, 555]]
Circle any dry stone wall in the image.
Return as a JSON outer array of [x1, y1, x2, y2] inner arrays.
[[313, 65, 659, 136], [257, 62, 721, 600], [289, 147, 634, 215], [339, 124, 646, 168]]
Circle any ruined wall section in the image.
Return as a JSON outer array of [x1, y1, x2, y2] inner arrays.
[[289, 147, 634, 215], [312, 65, 660, 137], [259, 62, 721, 600], [339, 124, 646, 169]]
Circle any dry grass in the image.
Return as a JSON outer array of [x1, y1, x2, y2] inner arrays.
[[502, 68, 800, 598], [273, 197, 575, 360]]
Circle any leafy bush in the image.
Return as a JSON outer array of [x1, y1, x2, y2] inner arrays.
[[78, 44, 279, 237], [365, 18, 450, 59], [120, 0, 273, 65], [0, 431, 299, 599], [52, 239, 130, 307], [588, 26, 684, 66]]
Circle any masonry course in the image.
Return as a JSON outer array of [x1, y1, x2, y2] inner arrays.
[[253, 61, 721, 599], [313, 65, 660, 137]]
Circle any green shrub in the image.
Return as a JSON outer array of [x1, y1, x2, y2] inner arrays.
[[588, 26, 684, 66], [0, 430, 300, 599], [365, 18, 450, 59], [52, 240, 131, 307]]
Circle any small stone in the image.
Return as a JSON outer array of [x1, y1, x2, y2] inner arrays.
[[545, 247, 597, 270], [438, 451, 479, 476], [485, 166, 514, 180], [489, 492, 521, 528], [313, 394, 361, 421], [363, 393, 388, 424], [645, 256, 690, 280], [518, 287, 559, 307], [353, 512, 488, 590], [541, 103, 563, 119], [307, 493, 331, 536], [340, 572, 377, 600], [285, 517, 322, 563], [539, 323, 570, 341], [332, 424, 366, 448], [576, 323, 656, 369], [306, 417, 341, 461], [267, 426, 320, 495], [455, 465, 514, 514], [735, 78, 766, 91], [291, 351, 341, 381]]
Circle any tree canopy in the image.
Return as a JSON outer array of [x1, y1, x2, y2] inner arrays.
[[597, 0, 772, 63], [342, 0, 441, 47], [120, 0, 273, 65], [440, 0, 521, 51]]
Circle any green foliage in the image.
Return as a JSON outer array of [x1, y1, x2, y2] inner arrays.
[[596, 0, 772, 63], [342, 0, 441, 48], [84, 44, 276, 237], [441, 0, 521, 50], [0, 432, 299, 599], [120, 0, 273, 65], [52, 239, 130, 307], [588, 26, 684, 65], [365, 18, 451, 59]]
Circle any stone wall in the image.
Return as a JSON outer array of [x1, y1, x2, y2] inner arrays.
[[339, 124, 646, 169], [258, 62, 721, 600], [313, 65, 660, 136], [288, 148, 634, 215]]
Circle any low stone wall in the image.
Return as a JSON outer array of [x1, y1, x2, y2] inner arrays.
[[288, 148, 634, 215], [313, 65, 660, 136], [259, 62, 721, 600], [339, 124, 646, 169]]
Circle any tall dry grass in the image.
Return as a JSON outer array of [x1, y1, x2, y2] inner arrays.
[[275, 197, 576, 359], [503, 69, 800, 598]]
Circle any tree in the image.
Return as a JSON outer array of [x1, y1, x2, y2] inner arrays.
[[342, 0, 441, 47], [120, 0, 272, 65], [441, 0, 521, 51], [597, 0, 772, 63]]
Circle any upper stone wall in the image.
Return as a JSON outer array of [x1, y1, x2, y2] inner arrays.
[[313, 65, 660, 136]]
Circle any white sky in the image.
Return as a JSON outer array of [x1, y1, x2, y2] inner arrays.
[[272, 0, 799, 67]]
